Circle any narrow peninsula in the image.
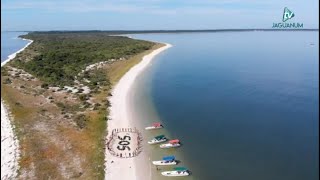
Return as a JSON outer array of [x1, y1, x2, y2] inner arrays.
[[1, 32, 166, 179]]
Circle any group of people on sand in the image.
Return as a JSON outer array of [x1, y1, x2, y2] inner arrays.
[[113, 128, 136, 133], [106, 128, 143, 158]]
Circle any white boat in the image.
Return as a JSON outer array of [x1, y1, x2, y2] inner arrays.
[[152, 156, 177, 166], [160, 139, 181, 148], [148, 135, 167, 144], [145, 122, 163, 130], [161, 167, 190, 177]]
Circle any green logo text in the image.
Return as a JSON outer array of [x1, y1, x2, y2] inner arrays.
[[272, 7, 303, 29]]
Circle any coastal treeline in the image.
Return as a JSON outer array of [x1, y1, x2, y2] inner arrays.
[[12, 32, 154, 86], [29, 29, 319, 35]]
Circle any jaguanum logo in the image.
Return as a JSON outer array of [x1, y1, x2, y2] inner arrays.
[[272, 7, 303, 28], [282, 7, 294, 22]]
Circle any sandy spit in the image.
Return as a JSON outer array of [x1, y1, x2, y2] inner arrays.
[[104, 43, 172, 180]]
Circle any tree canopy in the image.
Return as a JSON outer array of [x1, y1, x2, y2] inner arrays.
[[11, 32, 154, 86]]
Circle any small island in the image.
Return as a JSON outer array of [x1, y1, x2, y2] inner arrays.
[[1, 31, 164, 179]]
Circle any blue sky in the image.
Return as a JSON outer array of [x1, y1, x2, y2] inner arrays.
[[1, 0, 319, 31]]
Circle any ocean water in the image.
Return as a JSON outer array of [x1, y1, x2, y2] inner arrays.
[[131, 32, 319, 180], [1, 32, 29, 62]]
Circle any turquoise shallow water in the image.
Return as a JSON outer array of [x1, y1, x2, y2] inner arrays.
[[1, 32, 29, 61], [131, 32, 319, 180]]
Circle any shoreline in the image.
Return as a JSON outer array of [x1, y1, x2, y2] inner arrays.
[[1, 37, 33, 179], [1, 38, 33, 66], [104, 43, 172, 180]]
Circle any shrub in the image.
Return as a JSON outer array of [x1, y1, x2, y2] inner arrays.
[[79, 94, 87, 101], [4, 78, 12, 84], [93, 103, 101, 110], [74, 114, 88, 129], [56, 102, 66, 109], [105, 100, 111, 107], [83, 102, 91, 108], [78, 88, 84, 93], [41, 83, 49, 89], [1, 67, 9, 76]]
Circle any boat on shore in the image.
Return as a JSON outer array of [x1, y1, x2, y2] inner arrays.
[[160, 139, 181, 148], [161, 167, 190, 177], [145, 122, 163, 130], [152, 156, 177, 166], [148, 135, 167, 144]]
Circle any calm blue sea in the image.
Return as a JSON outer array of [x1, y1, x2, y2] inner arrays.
[[1, 32, 29, 62], [131, 31, 319, 180]]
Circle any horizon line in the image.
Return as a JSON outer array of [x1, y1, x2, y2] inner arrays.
[[2, 28, 319, 33]]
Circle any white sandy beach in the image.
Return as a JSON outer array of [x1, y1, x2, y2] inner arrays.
[[1, 38, 33, 67], [104, 43, 172, 180], [1, 38, 33, 180]]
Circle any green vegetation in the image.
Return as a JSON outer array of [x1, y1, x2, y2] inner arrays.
[[79, 69, 111, 90], [11, 32, 154, 86], [29, 29, 319, 36], [74, 114, 88, 129], [1, 66, 9, 76], [1, 31, 162, 179], [3, 78, 12, 84]]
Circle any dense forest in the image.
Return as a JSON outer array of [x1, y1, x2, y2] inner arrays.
[[11, 32, 155, 86]]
